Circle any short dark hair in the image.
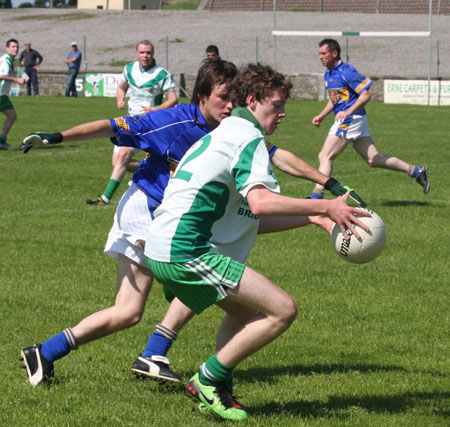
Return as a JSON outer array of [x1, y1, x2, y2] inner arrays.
[[191, 59, 238, 104], [319, 38, 341, 58], [205, 45, 219, 55], [231, 63, 292, 107], [136, 40, 154, 52], [6, 39, 18, 47]]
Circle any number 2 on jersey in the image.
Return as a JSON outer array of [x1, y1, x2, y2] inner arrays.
[[173, 135, 212, 182]]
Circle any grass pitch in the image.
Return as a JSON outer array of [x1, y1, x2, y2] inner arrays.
[[0, 96, 449, 426]]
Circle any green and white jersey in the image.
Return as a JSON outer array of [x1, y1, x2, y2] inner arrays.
[[145, 107, 280, 263], [120, 60, 175, 115], [0, 54, 14, 96]]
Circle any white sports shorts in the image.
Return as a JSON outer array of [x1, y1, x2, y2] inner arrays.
[[104, 183, 152, 267], [113, 144, 140, 155], [329, 114, 371, 140]]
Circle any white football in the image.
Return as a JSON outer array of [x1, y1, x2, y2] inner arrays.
[[331, 208, 387, 264]]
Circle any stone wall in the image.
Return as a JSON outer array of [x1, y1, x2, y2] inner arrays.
[[15, 70, 385, 103]]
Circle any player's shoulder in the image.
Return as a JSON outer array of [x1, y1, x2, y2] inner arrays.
[[217, 116, 263, 144], [339, 61, 361, 75], [144, 103, 199, 128]]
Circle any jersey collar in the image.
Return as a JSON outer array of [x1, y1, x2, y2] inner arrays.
[[231, 106, 265, 135], [193, 104, 208, 127], [140, 59, 156, 72]]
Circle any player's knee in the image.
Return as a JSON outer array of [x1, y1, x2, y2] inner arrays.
[[112, 149, 133, 167], [7, 111, 17, 123], [318, 150, 333, 164], [275, 297, 298, 330], [367, 154, 380, 168], [117, 306, 144, 327]]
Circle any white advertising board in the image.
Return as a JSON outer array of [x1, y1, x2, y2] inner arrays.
[[384, 80, 450, 105]]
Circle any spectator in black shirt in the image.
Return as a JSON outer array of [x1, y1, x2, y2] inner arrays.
[[19, 42, 43, 96]]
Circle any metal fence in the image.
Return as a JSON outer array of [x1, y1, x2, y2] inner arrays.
[[202, 0, 450, 15]]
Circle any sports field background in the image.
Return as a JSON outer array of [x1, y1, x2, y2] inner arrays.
[[2, 8, 450, 78], [0, 96, 448, 425]]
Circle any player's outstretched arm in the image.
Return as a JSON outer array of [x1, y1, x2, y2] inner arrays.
[[258, 214, 333, 235], [271, 148, 367, 207], [324, 178, 367, 207], [20, 120, 114, 153], [271, 147, 328, 184], [247, 186, 369, 240]]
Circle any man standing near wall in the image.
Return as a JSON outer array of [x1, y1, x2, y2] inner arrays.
[[19, 42, 43, 96], [64, 41, 81, 98]]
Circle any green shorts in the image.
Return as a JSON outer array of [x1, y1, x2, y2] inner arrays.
[[0, 95, 14, 111], [146, 252, 245, 314]]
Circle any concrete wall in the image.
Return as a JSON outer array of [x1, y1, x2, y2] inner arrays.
[[17, 70, 385, 102]]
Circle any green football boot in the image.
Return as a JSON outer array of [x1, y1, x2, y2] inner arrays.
[[186, 372, 248, 421]]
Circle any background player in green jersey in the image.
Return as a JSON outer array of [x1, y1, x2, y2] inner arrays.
[[86, 40, 178, 206], [0, 39, 25, 150]]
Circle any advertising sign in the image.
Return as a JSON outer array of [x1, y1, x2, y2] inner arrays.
[[384, 80, 450, 105], [85, 73, 122, 97]]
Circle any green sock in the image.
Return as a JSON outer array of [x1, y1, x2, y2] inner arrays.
[[102, 178, 121, 201], [199, 354, 233, 387], [0, 136, 6, 144]]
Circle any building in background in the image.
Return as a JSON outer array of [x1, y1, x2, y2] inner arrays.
[[78, 0, 162, 9]]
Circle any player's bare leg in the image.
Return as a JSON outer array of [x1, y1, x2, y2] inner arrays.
[[312, 133, 348, 196], [111, 146, 140, 179], [186, 267, 297, 419], [20, 255, 153, 386], [353, 136, 430, 193], [87, 146, 140, 205], [215, 304, 257, 352], [71, 254, 153, 344], [353, 136, 410, 172], [215, 266, 297, 368], [0, 109, 17, 149], [131, 294, 195, 385]]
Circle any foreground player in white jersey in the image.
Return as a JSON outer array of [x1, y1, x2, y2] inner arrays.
[[145, 64, 370, 421], [19, 60, 365, 389], [86, 40, 177, 206], [310, 38, 429, 200]]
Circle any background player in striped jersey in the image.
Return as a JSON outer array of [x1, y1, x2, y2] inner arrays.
[[0, 39, 26, 150], [310, 38, 429, 200], [86, 40, 178, 206], [19, 60, 364, 388]]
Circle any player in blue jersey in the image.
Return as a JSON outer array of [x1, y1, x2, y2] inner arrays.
[[310, 38, 430, 200], [19, 59, 365, 387]]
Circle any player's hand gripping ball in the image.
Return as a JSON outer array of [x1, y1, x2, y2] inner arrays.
[[331, 208, 387, 264]]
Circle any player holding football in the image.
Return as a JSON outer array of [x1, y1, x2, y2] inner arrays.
[[19, 60, 366, 389], [86, 40, 177, 206], [310, 39, 430, 200], [144, 63, 370, 420]]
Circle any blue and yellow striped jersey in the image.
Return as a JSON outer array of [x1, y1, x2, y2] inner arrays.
[[324, 60, 373, 116], [109, 103, 279, 213]]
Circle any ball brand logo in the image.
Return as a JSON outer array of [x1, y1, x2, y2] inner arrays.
[[340, 230, 353, 257]]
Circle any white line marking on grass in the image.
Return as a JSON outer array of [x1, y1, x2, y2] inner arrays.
[[0, 205, 118, 220], [0, 145, 112, 162]]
